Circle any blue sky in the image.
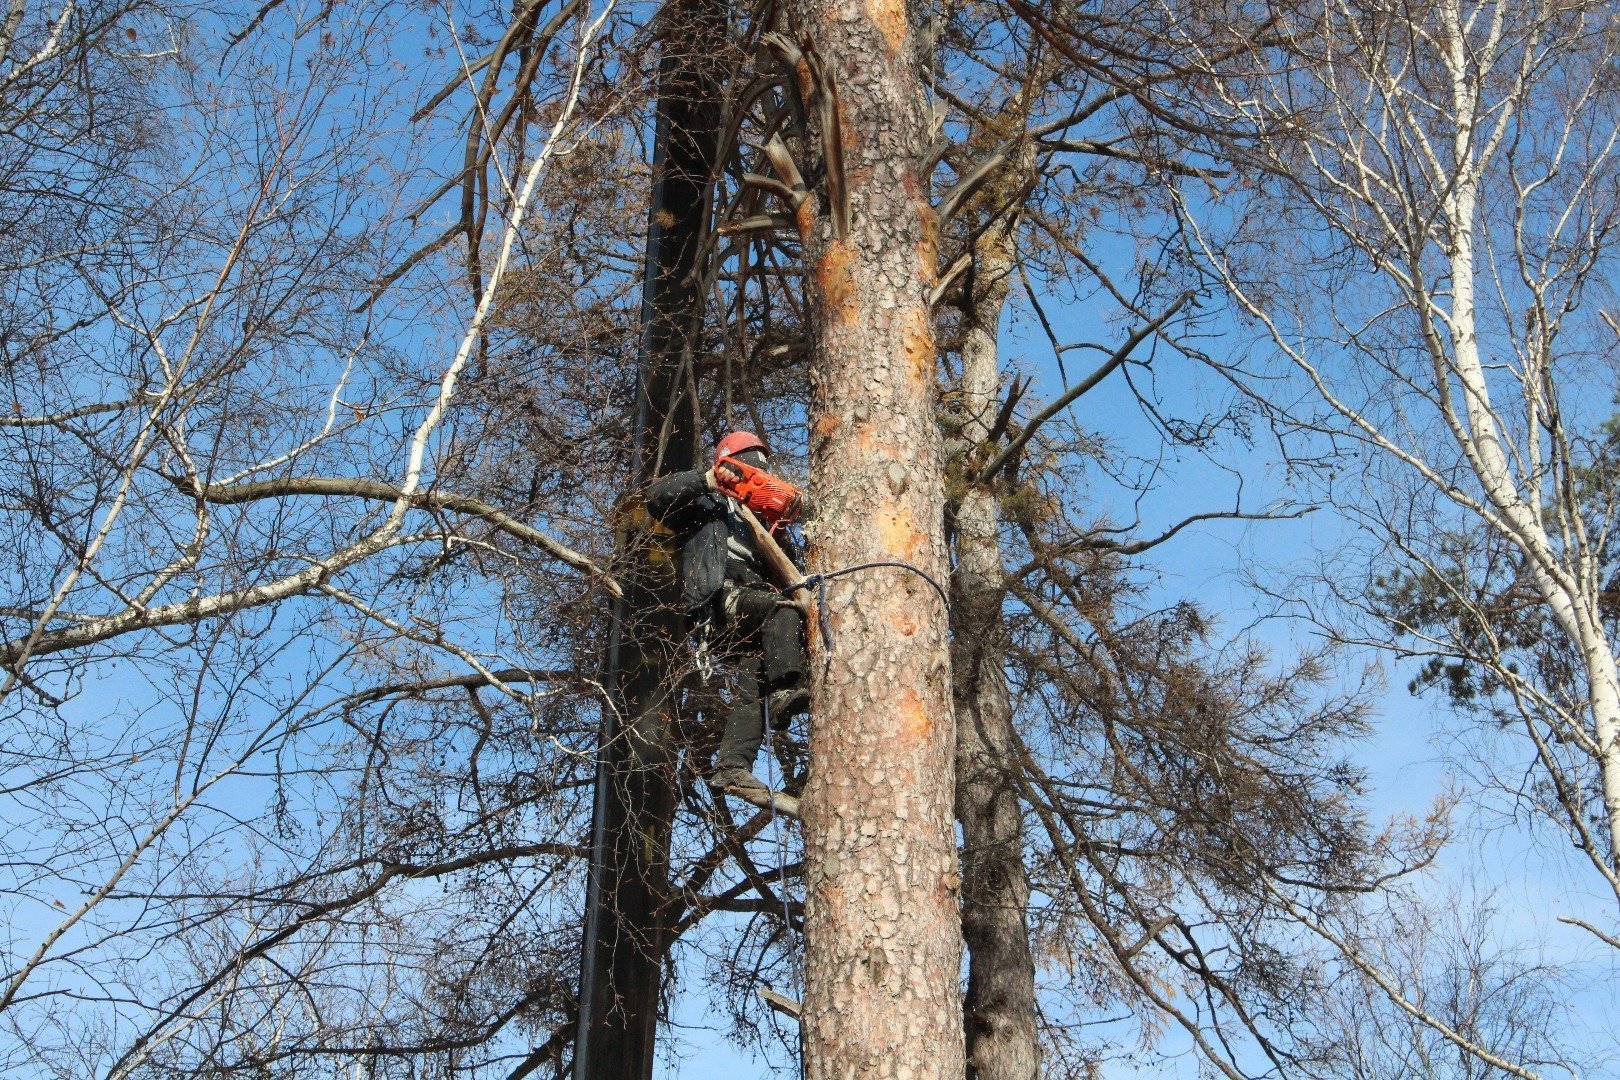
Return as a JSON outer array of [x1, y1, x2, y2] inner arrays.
[[7, 0, 1619, 1073]]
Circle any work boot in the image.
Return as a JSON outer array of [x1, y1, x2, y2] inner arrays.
[[709, 766, 769, 795], [766, 686, 810, 729]]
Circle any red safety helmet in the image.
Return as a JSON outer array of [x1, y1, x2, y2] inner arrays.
[[715, 431, 768, 463]]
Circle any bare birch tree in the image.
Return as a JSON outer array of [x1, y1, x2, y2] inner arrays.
[[1175, 0, 1620, 931], [1308, 887, 1594, 1079]]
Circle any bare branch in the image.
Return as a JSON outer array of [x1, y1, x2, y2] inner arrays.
[[977, 290, 1192, 483], [169, 474, 620, 594]]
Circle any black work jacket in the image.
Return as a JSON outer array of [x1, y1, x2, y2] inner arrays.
[[645, 468, 786, 614]]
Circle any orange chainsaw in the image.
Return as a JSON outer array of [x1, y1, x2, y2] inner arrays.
[[716, 456, 803, 532]]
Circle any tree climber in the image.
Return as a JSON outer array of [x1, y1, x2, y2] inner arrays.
[[645, 431, 810, 795]]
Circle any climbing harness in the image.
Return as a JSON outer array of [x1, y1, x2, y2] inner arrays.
[[785, 559, 951, 652]]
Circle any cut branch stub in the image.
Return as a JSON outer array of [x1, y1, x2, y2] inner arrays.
[[717, 214, 797, 236], [758, 30, 847, 238], [762, 133, 809, 201]]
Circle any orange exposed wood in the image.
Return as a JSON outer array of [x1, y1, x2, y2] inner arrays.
[[916, 206, 940, 282], [864, 0, 908, 53], [900, 306, 934, 385], [817, 240, 858, 324], [877, 504, 925, 560], [897, 687, 932, 739]]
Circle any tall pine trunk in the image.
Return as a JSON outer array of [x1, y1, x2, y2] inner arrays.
[[787, 0, 965, 1074], [951, 211, 1041, 1080]]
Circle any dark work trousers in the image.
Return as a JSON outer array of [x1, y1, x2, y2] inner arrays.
[[710, 583, 806, 773]]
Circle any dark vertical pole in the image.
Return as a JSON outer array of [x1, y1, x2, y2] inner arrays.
[[574, 3, 726, 1077]]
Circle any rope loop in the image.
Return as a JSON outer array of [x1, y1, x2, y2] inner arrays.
[[784, 560, 950, 653]]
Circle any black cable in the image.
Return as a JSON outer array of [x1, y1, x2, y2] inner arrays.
[[786, 559, 951, 653]]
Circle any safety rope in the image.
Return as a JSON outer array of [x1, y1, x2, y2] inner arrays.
[[784, 560, 951, 651]]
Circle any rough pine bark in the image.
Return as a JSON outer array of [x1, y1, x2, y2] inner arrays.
[[787, 0, 964, 1074], [951, 212, 1041, 1080]]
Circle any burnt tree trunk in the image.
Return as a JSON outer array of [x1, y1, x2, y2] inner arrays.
[[951, 210, 1041, 1080], [787, 0, 965, 1074], [573, 5, 725, 1077]]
